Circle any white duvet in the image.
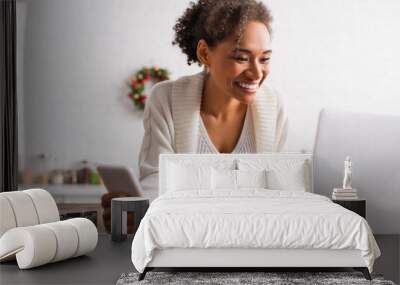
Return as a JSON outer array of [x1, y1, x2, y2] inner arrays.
[[131, 190, 380, 273]]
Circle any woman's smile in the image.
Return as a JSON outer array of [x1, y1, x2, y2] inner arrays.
[[234, 80, 260, 95]]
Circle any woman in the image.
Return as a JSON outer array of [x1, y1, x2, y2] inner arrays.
[[139, 0, 287, 192]]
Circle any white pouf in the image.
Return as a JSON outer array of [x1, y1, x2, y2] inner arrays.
[[0, 196, 17, 237], [0, 189, 98, 269], [24, 189, 60, 224], [1, 191, 39, 227]]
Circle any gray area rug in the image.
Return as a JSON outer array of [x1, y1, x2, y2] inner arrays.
[[116, 271, 396, 285]]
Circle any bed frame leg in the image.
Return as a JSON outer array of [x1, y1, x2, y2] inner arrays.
[[354, 267, 371, 280], [138, 268, 148, 281]]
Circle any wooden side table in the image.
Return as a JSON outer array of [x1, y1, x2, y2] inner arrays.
[[332, 199, 366, 218], [111, 197, 149, 242]]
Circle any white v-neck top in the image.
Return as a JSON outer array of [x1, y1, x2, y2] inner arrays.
[[197, 107, 257, 154]]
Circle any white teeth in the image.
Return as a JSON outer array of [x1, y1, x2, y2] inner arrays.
[[237, 82, 258, 90]]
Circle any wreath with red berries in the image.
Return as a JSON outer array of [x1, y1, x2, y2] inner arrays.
[[128, 66, 170, 110]]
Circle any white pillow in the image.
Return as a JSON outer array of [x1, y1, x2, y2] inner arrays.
[[236, 169, 267, 189], [212, 168, 236, 190], [211, 168, 268, 190], [266, 161, 307, 191], [167, 162, 212, 191], [237, 159, 310, 191]]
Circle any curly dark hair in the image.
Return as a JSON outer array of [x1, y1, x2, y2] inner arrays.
[[172, 0, 273, 66]]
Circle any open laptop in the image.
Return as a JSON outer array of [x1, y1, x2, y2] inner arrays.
[[313, 109, 400, 234], [97, 165, 143, 197]]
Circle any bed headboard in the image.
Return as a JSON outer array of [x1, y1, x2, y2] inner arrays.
[[159, 153, 313, 196]]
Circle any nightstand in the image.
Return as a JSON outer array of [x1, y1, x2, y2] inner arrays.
[[111, 197, 149, 242], [332, 199, 366, 218]]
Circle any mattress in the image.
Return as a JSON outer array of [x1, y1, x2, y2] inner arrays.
[[131, 190, 380, 273]]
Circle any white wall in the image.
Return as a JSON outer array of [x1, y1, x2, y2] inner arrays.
[[18, 0, 199, 175], [17, 0, 400, 176], [267, 0, 400, 151]]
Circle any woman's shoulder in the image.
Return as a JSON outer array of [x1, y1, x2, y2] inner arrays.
[[257, 84, 286, 109], [148, 72, 204, 105], [259, 83, 282, 97], [148, 79, 172, 101]]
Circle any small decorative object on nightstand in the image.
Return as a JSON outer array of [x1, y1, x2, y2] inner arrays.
[[111, 197, 149, 242], [332, 198, 366, 218], [332, 156, 359, 200], [332, 156, 366, 217]]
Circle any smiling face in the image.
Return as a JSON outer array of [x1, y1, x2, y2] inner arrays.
[[198, 21, 272, 105]]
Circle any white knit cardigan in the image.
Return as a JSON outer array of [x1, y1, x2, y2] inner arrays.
[[138, 71, 288, 192]]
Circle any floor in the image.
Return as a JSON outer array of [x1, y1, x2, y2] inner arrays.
[[0, 234, 134, 285], [0, 234, 398, 285], [375, 235, 400, 284]]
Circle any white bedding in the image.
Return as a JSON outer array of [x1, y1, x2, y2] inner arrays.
[[131, 190, 380, 273]]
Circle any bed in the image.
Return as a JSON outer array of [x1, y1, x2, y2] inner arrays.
[[131, 153, 380, 280]]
